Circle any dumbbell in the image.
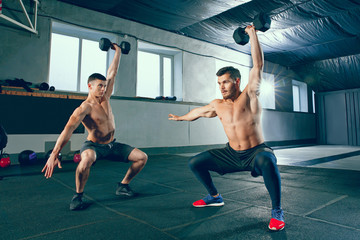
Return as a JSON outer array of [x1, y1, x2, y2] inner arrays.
[[99, 38, 131, 54], [73, 153, 81, 163], [233, 13, 271, 45], [0, 153, 11, 168], [34, 82, 49, 91]]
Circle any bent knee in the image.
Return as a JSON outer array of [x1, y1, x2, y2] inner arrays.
[[78, 150, 95, 172], [188, 156, 201, 170], [140, 152, 148, 165], [255, 152, 277, 169], [130, 149, 148, 165]]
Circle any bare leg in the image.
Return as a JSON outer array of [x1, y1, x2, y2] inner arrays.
[[76, 149, 96, 193], [121, 148, 147, 184]]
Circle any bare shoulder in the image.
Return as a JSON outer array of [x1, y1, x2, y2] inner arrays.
[[77, 100, 92, 114], [210, 99, 223, 106]]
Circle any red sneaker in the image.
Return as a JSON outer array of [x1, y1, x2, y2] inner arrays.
[[269, 218, 285, 231], [268, 208, 285, 231], [192, 194, 224, 207]]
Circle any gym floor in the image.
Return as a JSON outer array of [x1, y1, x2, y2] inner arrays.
[[1, 145, 360, 240]]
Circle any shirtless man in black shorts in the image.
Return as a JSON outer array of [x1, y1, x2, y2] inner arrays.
[[169, 25, 284, 231], [42, 43, 147, 210]]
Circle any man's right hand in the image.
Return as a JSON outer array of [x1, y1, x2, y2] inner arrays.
[[168, 114, 182, 121], [245, 25, 256, 35], [41, 154, 62, 179]]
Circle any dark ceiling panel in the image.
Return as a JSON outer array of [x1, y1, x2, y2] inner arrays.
[[58, 0, 360, 92], [60, 0, 249, 31]]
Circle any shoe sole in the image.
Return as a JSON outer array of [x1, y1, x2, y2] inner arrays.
[[268, 225, 285, 231], [193, 202, 225, 207], [116, 192, 134, 197], [70, 203, 86, 211]]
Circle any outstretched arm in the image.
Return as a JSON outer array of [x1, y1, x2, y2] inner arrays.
[[42, 103, 91, 178], [104, 44, 122, 99], [246, 25, 264, 98], [169, 101, 217, 121]]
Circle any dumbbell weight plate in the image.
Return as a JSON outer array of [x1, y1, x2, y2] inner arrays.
[[120, 41, 131, 54], [253, 13, 271, 32], [99, 38, 112, 51], [233, 27, 249, 45]]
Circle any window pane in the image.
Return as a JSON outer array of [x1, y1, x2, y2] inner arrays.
[[163, 57, 172, 96], [312, 90, 316, 113], [49, 33, 79, 91], [80, 39, 107, 92], [137, 51, 160, 98], [293, 85, 300, 111], [259, 75, 275, 109]]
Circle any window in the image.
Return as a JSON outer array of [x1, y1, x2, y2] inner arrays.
[[259, 73, 275, 110], [312, 90, 316, 113], [293, 84, 300, 111], [49, 33, 79, 91], [292, 80, 308, 112], [137, 41, 182, 99], [49, 21, 115, 92]]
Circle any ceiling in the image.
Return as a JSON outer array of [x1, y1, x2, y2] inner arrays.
[[59, 0, 360, 92]]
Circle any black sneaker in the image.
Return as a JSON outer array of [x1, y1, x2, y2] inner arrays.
[[69, 194, 86, 211], [116, 183, 135, 197]]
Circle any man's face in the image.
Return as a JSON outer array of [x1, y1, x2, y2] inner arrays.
[[88, 79, 107, 97], [217, 73, 239, 99]]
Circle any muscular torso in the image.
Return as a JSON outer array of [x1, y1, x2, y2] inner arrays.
[[214, 88, 264, 151], [82, 99, 115, 144]]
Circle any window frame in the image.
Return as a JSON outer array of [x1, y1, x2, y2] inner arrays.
[[259, 72, 276, 110], [49, 21, 116, 93], [137, 49, 174, 97], [137, 41, 182, 99], [292, 79, 308, 113], [292, 84, 301, 112]]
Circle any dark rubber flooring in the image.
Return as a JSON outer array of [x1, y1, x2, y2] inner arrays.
[[1, 153, 360, 239]]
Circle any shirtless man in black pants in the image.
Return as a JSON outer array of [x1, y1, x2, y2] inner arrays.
[[169, 25, 285, 231], [42, 43, 147, 210]]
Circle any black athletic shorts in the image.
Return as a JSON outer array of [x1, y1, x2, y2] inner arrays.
[[208, 142, 274, 176], [80, 139, 134, 163]]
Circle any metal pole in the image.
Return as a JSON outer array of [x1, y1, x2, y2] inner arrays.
[[34, 0, 38, 30], [19, 0, 35, 30], [0, 0, 38, 34], [0, 14, 37, 34]]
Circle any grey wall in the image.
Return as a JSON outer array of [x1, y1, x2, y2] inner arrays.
[[263, 110, 316, 142], [317, 89, 360, 146], [1, 0, 317, 155]]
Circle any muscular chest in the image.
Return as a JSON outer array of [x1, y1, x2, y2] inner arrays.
[[88, 102, 113, 125], [216, 98, 250, 124], [217, 104, 248, 124]]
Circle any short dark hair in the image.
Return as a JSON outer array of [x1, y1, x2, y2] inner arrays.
[[216, 66, 241, 81], [88, 73, 106, 84]]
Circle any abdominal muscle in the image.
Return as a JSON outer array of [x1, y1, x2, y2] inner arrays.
[[87, 128, 115, 144], [82, 111, 115, 144], [221, 119, 264, 151]]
